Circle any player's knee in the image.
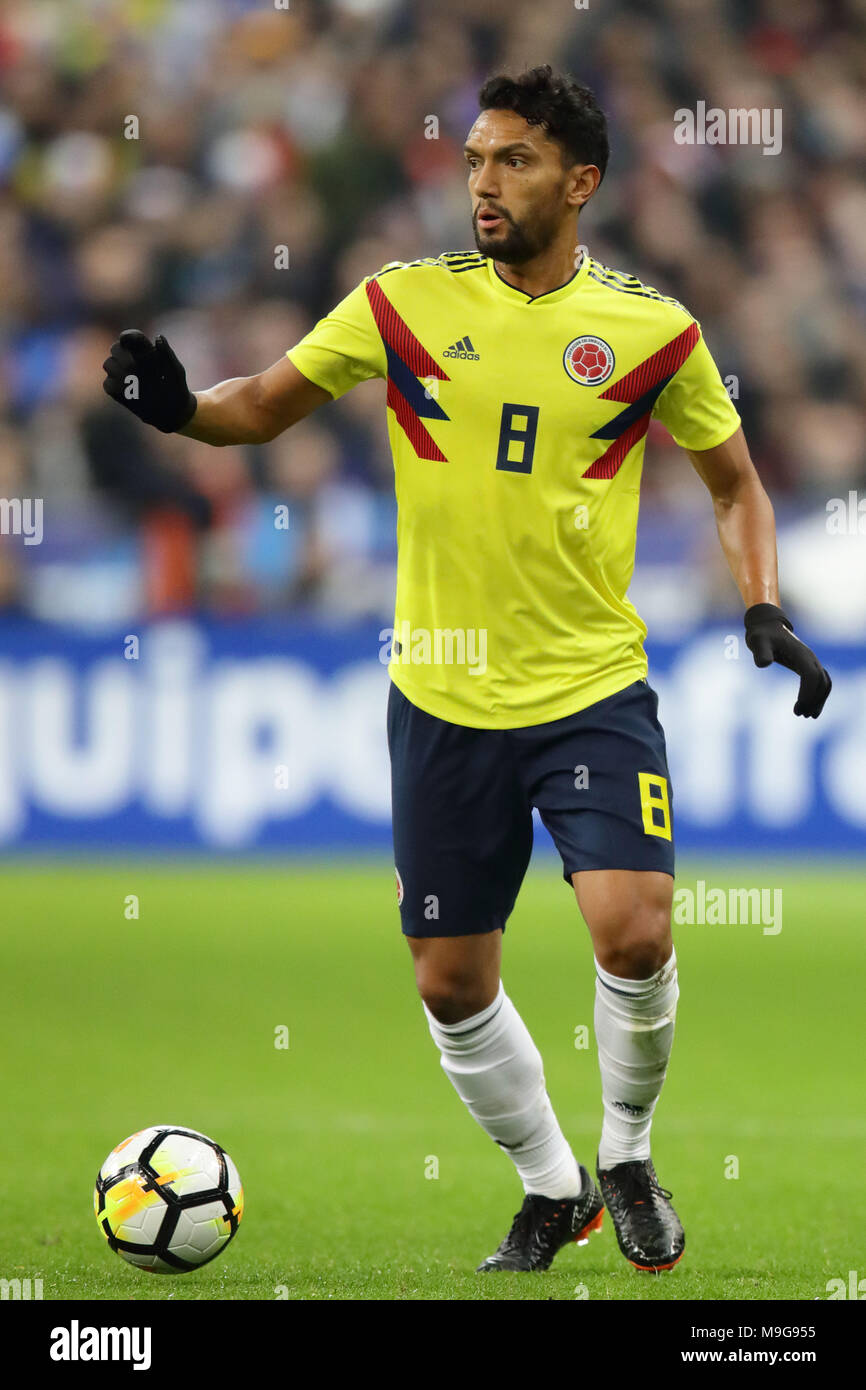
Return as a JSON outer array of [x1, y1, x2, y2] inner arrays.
[[416, 971, 497, 1025], [599, 939, 669, 980], [595, 906, 672, 980]]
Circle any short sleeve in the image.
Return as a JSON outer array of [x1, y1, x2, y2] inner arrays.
[[652, 328, 741, 451], [286, 278, 386, 401]]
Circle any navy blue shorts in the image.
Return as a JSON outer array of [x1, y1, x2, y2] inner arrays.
[[387, 678, 674, 938]]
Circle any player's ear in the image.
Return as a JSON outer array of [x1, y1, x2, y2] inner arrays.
[[570, 164, 600, 208]]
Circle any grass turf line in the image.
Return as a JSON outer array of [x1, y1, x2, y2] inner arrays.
[[1, 859, 861, 1300]]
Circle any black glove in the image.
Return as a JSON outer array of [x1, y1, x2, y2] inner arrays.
[[102, 329, 197, 433], [744, 603, 831, 718]]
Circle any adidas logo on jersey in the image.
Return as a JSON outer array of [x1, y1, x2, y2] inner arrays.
[[443, 335, 479, 360]]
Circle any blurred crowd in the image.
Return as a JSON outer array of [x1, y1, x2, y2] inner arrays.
[[0, 0, 864, 627]]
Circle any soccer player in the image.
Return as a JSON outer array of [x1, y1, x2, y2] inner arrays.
[[103, 65, 831, 1275]]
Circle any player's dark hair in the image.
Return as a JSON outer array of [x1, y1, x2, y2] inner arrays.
[[478, 64, 609, 181]]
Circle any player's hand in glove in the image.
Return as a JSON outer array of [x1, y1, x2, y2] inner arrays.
[[744, 603, 831, 718], [102, 329, 197, 434]]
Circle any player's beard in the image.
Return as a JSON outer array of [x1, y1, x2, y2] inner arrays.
[[472, 201, 561, 265]]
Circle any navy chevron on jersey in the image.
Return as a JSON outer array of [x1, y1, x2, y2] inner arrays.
[[286, 251, 741, 727]]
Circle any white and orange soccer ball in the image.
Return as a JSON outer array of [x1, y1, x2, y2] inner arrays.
[[94, 1125, 244, 1273]]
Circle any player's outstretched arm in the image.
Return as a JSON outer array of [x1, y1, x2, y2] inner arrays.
[[687, 426, 831, 718], [102, 330, 332, 445]]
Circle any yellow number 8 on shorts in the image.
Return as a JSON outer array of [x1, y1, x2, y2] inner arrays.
[[638, 772, 672, 840]]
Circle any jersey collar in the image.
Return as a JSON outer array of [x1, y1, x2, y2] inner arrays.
[[485, 249, 592, 305]]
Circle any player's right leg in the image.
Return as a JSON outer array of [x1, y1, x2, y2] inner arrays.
[[406, 932, 604, 1270], [387, 679, 603, 1271]]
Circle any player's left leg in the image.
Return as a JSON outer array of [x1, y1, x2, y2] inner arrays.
[[515, 678, 684, 1271], [573, 867, 684, 1270], [573, 866, 677, 1172]]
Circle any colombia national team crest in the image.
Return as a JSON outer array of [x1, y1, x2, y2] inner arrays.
[[563, 335, 615, 386]]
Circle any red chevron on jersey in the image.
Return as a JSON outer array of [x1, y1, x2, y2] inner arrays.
[[582, 321, 700, 479], [599, 321, 700, 404], [366, 277, 450, 461], [582, 417, 651, 481], [366, 278, 447, 380], [386, 377, 448, 462]]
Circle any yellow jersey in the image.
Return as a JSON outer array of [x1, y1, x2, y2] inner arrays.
[[286, 251, 740, 728]]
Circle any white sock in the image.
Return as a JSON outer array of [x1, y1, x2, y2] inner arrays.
[[424, 981, 582, 1199], [594, 949, 679, 1168]]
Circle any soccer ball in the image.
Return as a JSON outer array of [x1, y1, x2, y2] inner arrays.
[[94, 1125, 244, 1274]]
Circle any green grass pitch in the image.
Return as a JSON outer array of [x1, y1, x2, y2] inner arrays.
[[1, 857, 862, 1301]]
